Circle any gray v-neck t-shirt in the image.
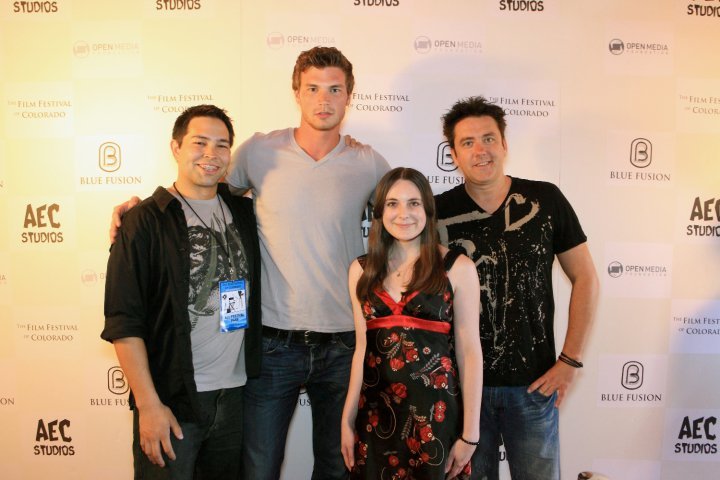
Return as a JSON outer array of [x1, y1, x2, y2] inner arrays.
[[228, 128, 389, 332]]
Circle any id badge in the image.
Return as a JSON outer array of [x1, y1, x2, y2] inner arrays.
[[219, 279, 248, 332]]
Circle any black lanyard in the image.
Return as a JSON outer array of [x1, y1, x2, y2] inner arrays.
[[173, 182, 234, 276]]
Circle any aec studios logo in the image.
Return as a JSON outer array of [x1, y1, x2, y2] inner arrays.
[[607, 37, 669, 56], [686, 196, 720, 238], [687, 1, 720, 18], [155, 0, 202, 10], [674, 415, 718, 455], [499, 0, 544, 12], [353, 0, 399, 6], [12, 1, 59, 13], [426, 142, 464, 189], [22, 203, 63, 244], [34, 418, 74, 456]]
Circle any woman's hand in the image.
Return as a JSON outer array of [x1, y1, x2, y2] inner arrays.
[[340, 419, 357, 471], [445, 439, 476, 478]]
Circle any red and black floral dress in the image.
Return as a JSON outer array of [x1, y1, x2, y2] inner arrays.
[[351, 250, 471, 480]]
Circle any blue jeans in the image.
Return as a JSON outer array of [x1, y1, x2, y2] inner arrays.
[[242, 331, 354, 480], [132, 386, 244, 480], [471, 386, 559, 480]]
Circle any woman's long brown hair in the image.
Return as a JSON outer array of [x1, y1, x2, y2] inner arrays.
[[356, 167, 447, 304]]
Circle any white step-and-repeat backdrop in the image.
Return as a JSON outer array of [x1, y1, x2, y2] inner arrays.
[[1, 1, 719, 478]]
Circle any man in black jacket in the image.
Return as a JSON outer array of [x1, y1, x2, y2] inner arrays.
[[102, 105, 261, 480]]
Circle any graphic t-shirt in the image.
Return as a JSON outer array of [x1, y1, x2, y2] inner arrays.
[[174, 192, 250, 392], [435, 177, 587, 386]]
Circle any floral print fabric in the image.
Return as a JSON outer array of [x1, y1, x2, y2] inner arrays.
[[352, 252, 470, 480]]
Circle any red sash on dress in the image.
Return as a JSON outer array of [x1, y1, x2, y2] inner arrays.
[[365, 315, 451, 335]]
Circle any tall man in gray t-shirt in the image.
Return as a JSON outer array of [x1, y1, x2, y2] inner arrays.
[[227, 47, 389, 480]]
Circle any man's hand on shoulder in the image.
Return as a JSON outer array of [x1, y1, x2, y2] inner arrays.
[[228, 184, 251, 197], [343, 134, 365, 148], [109, 196, 141, 244]]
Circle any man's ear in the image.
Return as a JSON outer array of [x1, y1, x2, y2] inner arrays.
[[170, 139, 181, 160]]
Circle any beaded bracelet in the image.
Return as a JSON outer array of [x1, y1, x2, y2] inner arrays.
[[458, 436, 480, 446], [558, 352, 583, 368]]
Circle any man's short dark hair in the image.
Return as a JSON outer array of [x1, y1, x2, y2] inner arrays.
[[292, 46, 354, 94], [442, 96, 507, 149], [172, 104, 235, 147]]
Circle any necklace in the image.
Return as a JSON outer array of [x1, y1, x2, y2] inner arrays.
[[172, 182, 234, 276], [394, 264, 409, 277], [389, 258, 416, 279]]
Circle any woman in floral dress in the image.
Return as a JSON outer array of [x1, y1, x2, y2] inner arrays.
[[341, 167, 483, 479]]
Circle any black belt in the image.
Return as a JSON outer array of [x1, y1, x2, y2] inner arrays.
[[262, 325, 336, 345]]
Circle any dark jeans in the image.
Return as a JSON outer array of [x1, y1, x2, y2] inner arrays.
[[133, 386, 244, 480], [242, 331, 355, 480], [471, 386, 560, 480]]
